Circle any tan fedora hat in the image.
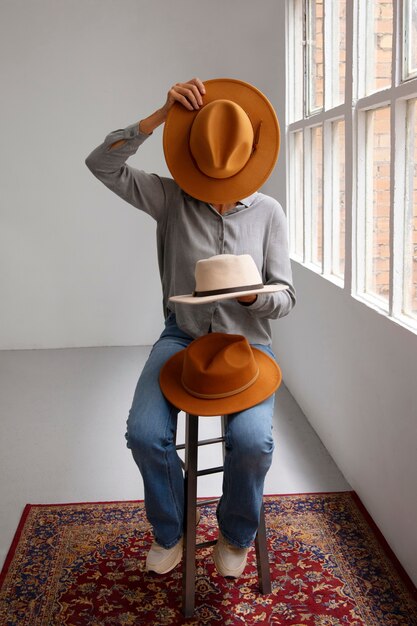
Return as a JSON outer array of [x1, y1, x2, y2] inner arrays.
[[159, 333, 282, 416], [169, 254, 288, 305], [163, 78, 280, 204]]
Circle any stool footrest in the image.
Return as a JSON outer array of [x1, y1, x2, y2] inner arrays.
[[197, 498, 220, 507], [197, 436, 225, 447], [196, 539, 217, 550], [197, 466, 224, 476], [176, 436, 225, 451]]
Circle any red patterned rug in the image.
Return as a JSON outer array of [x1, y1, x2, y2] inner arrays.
[[1, 492, 416, 625]]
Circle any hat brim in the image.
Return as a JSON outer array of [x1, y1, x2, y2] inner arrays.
[[169, 283, 288, 305], [159, 346, 282, 416], [163, 78, 280, 204]]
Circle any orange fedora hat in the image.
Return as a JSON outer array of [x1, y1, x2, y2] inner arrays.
[[159, 333, 282, 416], [163, 78, 280, 204]]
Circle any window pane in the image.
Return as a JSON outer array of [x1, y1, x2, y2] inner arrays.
[[288, 0, 304, 121], [331, 0, 347, 106], [404, 0, 417, 79], [364, 0, 393, 95], [307, 0, 324, 113], [290, 131, 304, 258], [332, 120, 346, 278], [311, 126, 323, 266], [403, 99, 417, 318], [365, 107, 391, 303]]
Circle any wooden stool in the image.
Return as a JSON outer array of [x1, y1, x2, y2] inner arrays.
[[176, 412, 272, 618]]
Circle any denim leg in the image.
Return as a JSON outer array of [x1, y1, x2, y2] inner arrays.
[[125, 314, 193, 549], [217, 343, 276, 548]]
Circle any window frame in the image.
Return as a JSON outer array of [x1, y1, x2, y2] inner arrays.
[[286, 0, 417, 332]]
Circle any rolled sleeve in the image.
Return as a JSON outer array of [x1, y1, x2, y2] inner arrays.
[[85, 122, 172, 223]]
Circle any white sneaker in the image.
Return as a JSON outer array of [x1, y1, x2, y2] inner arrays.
[[146, 539, 183, 574], [146, 509, 201, 574], [213, 532, 249, 578]]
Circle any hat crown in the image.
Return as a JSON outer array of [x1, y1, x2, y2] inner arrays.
[[181, 333, 259, 400], [189, 100, 254, 180], [194, 254, 263, 295]]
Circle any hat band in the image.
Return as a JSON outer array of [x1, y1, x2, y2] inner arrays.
[[181, 368, 259, 400], [193, 282, 263, 298]]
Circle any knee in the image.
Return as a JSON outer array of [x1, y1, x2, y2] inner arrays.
[[125, 413, 152, 453], [228, 425, 274, 469], [125, 406, 175, 456]]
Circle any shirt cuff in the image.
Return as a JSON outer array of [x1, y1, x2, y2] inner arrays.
[[103, 122, 152, 150], [123, 122, 152, 140]]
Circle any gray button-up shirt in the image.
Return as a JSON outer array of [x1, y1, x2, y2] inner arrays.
[[85, 122, 296, 345]]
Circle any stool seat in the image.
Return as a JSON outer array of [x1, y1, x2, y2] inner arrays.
[[178, 412, 271, 618]]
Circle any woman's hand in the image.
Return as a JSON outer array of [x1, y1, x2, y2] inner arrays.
[[161, 78, 206, 116], [137, 78, 206, 136], [237, 294, 258, 304]]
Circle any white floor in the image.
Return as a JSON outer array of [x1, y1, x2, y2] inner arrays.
[[0, 346, 351, 569]]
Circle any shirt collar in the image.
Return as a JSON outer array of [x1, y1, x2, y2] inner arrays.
[[237, 192, 258, 207], [184, 190, 258, 208]]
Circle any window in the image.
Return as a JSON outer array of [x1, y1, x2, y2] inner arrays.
[[287, 0, 417, 330], [331, 119, 346, 278], [403, 98, 417, 317], [359, 0, 394, 96], [404, 0, 417, 79], [306, 0, 324, 113], [358, 106, 391, 306], [289, 131, 304, 257], [310, 125, 324, 267]]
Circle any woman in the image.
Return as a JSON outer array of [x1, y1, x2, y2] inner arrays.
[[85, 77, 296, 578]]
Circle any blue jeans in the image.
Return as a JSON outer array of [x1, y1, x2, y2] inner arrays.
[[125, 313, 276, 549]]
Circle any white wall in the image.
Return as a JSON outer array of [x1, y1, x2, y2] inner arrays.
[[268, 2, 417, 588], [0, 0, 285, 350], [272, 261, 417, 586]]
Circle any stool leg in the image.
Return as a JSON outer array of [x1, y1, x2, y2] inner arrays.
[[221, 415, 227, 458], [255, 502, 272, 594], [183, 413, 198, 618]]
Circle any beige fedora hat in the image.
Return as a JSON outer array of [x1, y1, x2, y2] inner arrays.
[[169, 254, 288, 305], [159, 333, 282, 416], [163, 78, 280, 204]]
